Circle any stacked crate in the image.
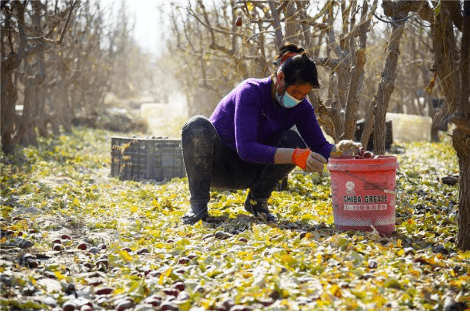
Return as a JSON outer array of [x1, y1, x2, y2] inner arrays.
[[111, 137, 185, 181]]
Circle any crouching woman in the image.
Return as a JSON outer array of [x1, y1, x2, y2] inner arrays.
[[181, 43, 360, 225]]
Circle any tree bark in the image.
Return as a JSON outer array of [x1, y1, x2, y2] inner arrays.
[[432, 3, 460, 112], [430, 106, 446, 143], [284, 1, 298, 44], [454, 127, 470, 250], [360, 101, 375, 149], [1, 4, 23, 154], [32, 0, 48, 139], [1, 58, 19, 154], [454, 0, 470, 250], [57, 60, 72, 133], [371, 15, 406, 155], [341, 48, 366, 140], [268, 0, 283, 48]]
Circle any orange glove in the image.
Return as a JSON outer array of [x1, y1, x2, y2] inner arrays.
[[291, 148, 311, 169]]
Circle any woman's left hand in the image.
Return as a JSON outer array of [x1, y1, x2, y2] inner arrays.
[[305, 152, 327, 175], [333, 140, 362, 156]]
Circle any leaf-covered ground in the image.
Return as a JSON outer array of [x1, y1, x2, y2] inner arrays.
[[1, 127, 469, 311]]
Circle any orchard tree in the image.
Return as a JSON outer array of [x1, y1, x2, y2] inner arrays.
[[1, 0, 149, 154], [382, 0, 469, 250], [1, 0, 77, 153]]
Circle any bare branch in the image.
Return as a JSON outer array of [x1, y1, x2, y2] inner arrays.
[[277, 0, 289, 13], [269, 0, 283, 48], [188, 8, 232, 36], [296, 18, 329, 30], [192, 1, 233, 55], [314, 56, 341, 70], [382, 0, 433, 23], [326, 0, 344, 58], [18, 1, 78, 45]]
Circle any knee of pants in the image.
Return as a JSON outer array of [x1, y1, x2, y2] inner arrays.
[[278, 130, 307, 149], [181, 115, 216, 141]]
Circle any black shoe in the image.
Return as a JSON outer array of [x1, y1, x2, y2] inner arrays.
[[244, 193, 277, 223], [182, 203, 208, 225]]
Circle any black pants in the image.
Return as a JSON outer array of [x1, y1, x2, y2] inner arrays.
[[181, 115, 306, 207]]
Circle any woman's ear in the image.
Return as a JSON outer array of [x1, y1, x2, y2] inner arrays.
[[276, 71, 285, 94]]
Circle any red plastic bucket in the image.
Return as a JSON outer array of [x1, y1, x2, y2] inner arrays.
[[327, 156, 399, 235]]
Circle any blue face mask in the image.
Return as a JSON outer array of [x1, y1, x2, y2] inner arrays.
[[275, 91, 302, 108]]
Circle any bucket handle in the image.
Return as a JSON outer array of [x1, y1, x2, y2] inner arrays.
[[344, 171, 396, 195]]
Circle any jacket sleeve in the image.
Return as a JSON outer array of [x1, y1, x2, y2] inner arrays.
[[233, 84, 277, 164]]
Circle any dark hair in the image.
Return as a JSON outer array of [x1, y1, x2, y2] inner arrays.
[[273, 43, 306, 65], [274, 43, 320, 89]]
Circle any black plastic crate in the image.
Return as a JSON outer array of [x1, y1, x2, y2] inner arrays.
[[355, 119, 393, 151], [111, 137, 185, 181]]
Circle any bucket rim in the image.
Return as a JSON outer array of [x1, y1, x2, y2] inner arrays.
[[328, 155, 397, 161], [327, 155, 399, 171]]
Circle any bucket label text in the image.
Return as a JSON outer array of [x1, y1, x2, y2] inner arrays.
[[344, 204, 388, 211], [343, 195, 388, 203]]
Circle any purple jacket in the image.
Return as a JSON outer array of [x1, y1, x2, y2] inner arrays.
[[209, 77, 334, 164]]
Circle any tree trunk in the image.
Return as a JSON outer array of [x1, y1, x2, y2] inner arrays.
[[284, 1, 298, 45], [433, 2, 460, 112], [454, 0, 470, 250], [298, 2, 312, 50], [1, 64, 18, 154], [454, 128, 470, 250], [29, 0, 46, 140], [50, 96, 61, 136], [341, 48, 366, 140], [360, 101, 375, 149], [268, 0, 283, 48], [430, 109, 444, 142], [19, 74, 38, 146], [372, 17, 406, 155], [57, 61, 72, 133], [1, 5, 22, 154]]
